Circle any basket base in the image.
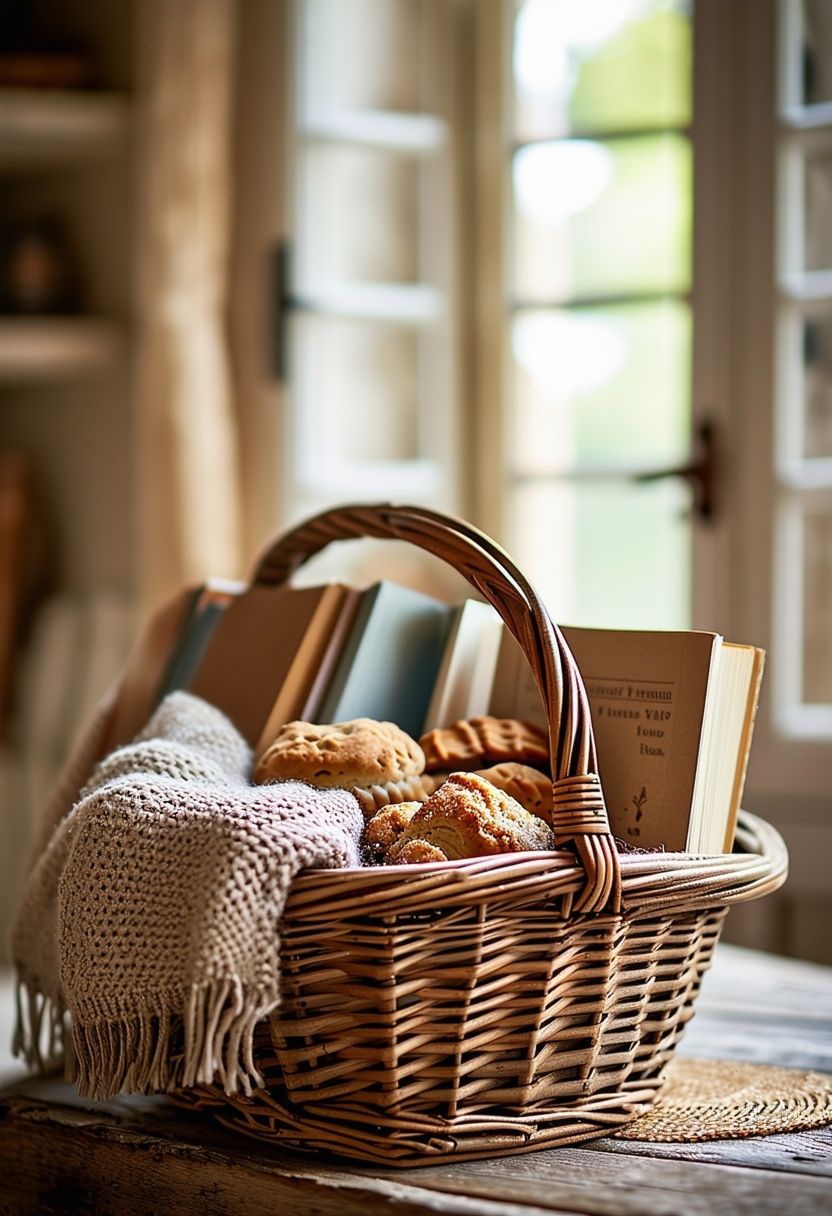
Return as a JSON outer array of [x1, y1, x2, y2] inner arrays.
[[194, 1086, 663, 1167], [184, 1074, 688, 1165]]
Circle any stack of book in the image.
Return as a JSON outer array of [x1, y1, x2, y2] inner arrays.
[[112, 579, 764, 855]]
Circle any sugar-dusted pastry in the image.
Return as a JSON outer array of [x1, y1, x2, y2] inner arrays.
[[425, 763, 553, 821], [255, 718, 424, 791], [363, 801, 420, 859], [473, 762, 553, 824], [391, 839, 449, 864], [419, 716, 549, 774], [353, 772, 442, 818], [386, 771, 554, 863]]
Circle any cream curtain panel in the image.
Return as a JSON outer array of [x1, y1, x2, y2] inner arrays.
[[135, 0, 243, 612]]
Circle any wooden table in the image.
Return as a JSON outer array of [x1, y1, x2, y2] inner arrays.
[[1, 944, 830, 1215]]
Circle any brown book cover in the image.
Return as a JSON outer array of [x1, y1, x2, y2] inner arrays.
[[298, 588, 362, 724], [189, 583, 349, 747], [107, 584, 202, 750], [254, 583, 358, 757]]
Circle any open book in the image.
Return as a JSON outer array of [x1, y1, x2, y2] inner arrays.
[[487, 624, 765, 854]]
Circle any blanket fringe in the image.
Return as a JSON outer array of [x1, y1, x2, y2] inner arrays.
[[13, 977, 68, 1075], [70, 980, 275, 1101]]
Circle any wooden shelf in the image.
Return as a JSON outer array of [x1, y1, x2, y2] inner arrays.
[[0, 88, 128, 168], [0, 318, 123, 381]]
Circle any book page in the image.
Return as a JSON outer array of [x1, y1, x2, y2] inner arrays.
[[723, 646, 765, 850], [489, 630, 547, 728], [424, 600, 501, 731]]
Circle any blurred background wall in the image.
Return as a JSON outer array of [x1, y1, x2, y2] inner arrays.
[[0, 0, 830, 963]]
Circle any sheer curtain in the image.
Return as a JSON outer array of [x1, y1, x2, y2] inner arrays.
[[135, 0, 243, 612]]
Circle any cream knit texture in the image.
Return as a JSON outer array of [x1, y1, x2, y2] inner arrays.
[[12, 691, 363, 1100]]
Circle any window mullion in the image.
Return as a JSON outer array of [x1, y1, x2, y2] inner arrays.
[[284, 0, 460, 522]]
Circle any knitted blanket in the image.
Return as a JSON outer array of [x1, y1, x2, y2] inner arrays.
[[11, 691, 363, 1100]]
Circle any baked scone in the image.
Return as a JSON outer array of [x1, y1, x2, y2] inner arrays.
[[353, 772, 442, 819], [386, 772, 554, 863], [255, 718, 424, 791], [363, 801, 420, 860], [473, 762, 553, 825], [419, 716, 549, 773]]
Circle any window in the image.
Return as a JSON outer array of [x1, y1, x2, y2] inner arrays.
[[491, 0, 694, 628], [233, 0, 832, 956]]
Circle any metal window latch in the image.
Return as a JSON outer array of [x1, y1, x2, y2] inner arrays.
[[270, 239, 297, 382], [634, 419, 719, 522]]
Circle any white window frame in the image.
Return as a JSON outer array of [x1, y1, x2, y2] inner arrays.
[[727, 0, 832, 806], [697, 0, 832, 958]]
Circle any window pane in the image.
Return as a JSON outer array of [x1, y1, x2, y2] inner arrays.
[[804, 145, 832, 272], [510, 301, 691, 473], [803, 316, 832, 458], [298, 0, 432, 119], [292, 316, 421, 477], [513, 0, 692, 140], [512, 134, 692, 303], [803, 504, 832, 702], [802, 0, 832, 106], [510, 479, 691, 629], [297, 146, 421, 286]]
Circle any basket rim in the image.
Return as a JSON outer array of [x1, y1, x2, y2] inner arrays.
[[285, 810, 787, 916], [293, 808, 782, 879]]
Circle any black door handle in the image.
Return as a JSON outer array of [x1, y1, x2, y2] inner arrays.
[[634, 420, 718, 522]]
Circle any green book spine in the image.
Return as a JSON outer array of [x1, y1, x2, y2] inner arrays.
[[318, 582, 452, 737]]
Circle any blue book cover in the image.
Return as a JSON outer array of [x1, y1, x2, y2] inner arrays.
[[317, 581, 453, 737], [155, 597, 229, 704]]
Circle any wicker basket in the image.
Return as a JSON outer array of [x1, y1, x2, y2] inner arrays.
[[188, 503, 788, 1166]]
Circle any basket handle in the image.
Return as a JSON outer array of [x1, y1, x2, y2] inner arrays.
[[253, 503, 621, 914]]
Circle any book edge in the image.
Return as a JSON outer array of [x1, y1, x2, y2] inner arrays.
[[722, 645, 766, 851], [253, 583, 353, 755]]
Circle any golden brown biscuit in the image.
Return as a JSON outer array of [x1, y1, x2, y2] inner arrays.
[[419, 716, 549, 773], [473, 762, 553, 824], [363, 801, 420, 859], [352, 772, 442, 819], [255, 718, 424, 790], [386, 771, 553, 863], [392, 839, 449, 865]]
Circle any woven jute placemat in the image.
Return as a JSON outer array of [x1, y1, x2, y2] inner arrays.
[[616, 1057, 832, 1142]]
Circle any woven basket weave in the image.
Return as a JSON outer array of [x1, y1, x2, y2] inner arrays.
[[188, 503, 788, 1166]]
